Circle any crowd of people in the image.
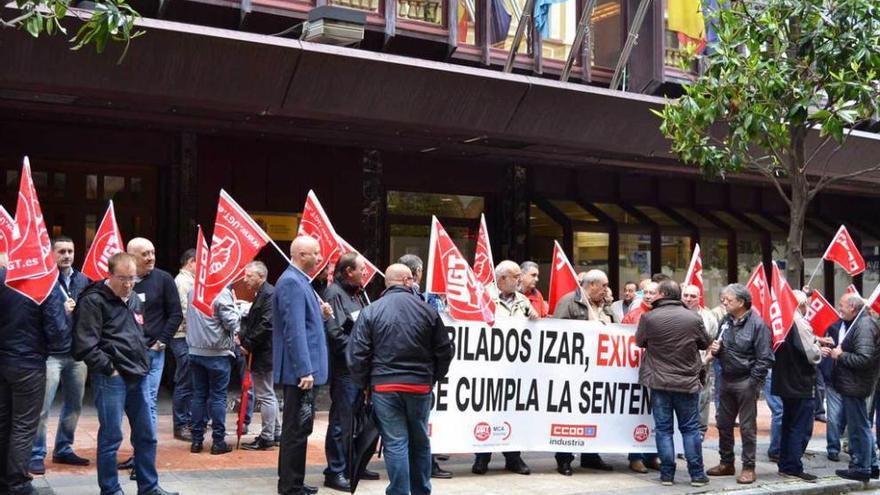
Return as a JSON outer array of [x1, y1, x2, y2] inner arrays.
[[2, 234, 880, 495]]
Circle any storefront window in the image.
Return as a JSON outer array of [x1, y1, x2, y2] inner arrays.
[[573, 231, 609, 275], [529, 203, 563, 295], [701, 236, 727, 305], [737, 238, 762, 283], [620, 233, 651, 287], [387, 191, 484, 218], [389, 224, 477, 269], [661, 235, 690, 281]]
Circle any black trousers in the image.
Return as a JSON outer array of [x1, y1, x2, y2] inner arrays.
[[0, 365, 46, 495], [475, 451, 522, 464], [278, 386, 315, 495]]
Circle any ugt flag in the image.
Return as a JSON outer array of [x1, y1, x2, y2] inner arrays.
[[5, 157, 58, 304], [297, 190, 341, 279], [193, 190, 271, 316], [866, 283, 880, 317], [548, 240, 579, 315], [81, 201, 124, 281], [823, 225, 865, 276], [425, 216, 495, 326], [767, 262, 799, 350], [0, 205, 13, 256], [683, 243, 704, 307], [805, 290, 839, 337], [745, 263, 768, 318], [473, 213, 496, 289], [193, 226, 212, 316]]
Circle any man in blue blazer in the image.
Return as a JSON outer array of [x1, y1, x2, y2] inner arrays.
[[274, 235, 332, 495]]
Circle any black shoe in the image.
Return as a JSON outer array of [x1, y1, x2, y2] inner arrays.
[[141, 487, 179, 495], [191, 442, 203, 453], [557, 461, 573, 476], [432, 462, 453, 479], [28, 459, 46, 475], [211, 442, 233, 455], [359, 468, 380, 480], [304, 484, 318, 495], [174, 427, 193, 442], [505, 456, 530, 475], [471, 457, 489, 475], [435, 454, 450, 461], [324, 473, 351, 492], [828, 453, 840, 462], [52, 453, 90, 466], [581, 456, 613, 471], [779, 471, 818, 482], [241, 437, 274, 451], [872, 467, 879, 479], [274, 435, 281, 446], [117, 456, 134, 470], [836, 469, 870, 481]]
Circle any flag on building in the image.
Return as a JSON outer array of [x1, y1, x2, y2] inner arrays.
[[473, 213, 496, 289], [548, 240, 578, 315], [193, 190, 271, 316], [425, 216, 496, 325], [5, 157, 58, 304], [297, 190, 341, 279], [667, 0, 707, 53], [805, 290, 840, 337], [683, 243, 704, 307], [81, 201, 124, 281], [823, 225, 865, 276]]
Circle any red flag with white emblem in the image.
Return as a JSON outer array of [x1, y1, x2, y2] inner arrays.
[[548, 240, 579, 315], [0, 205, 13, 256], [336, 237, 383, 287], [823, 225, 865, 276], [194, 190, 271, 316], [425, 216, 495, 325], [767, 262, 799, 349], [192, 225, 213, 316], [805, 289, 840, 337], [5, 158, 58, 304], [683, 243, 704, 307], [297, 190, 341, 280], [81, 201, 125, 281], [745, 263, 768, 319], [866, 284, 880, 316], [473, 214, 496, 289]]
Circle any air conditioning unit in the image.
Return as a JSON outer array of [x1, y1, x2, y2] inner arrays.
[[302, 6, 367, 46]]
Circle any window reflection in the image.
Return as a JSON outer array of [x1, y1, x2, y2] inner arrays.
[[620, 233, 651, 286], [701, 236, 727, 307], [573, 231, 609, 274], [738, 238, 762, 283], [590, 0, 622, 69], [529, 203, 563, 295], [661, 235, 690, 280]]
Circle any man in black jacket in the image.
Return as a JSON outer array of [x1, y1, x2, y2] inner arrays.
[[348, 264, 453, 495], [707, 283, 774, 485], [826, 294, 880, 481], [240, 261, 280, 451], [72, 252, 177, 495], [322, 253, 374, 491], [772, 291, 821, 481], [0, 268, 64, 495]]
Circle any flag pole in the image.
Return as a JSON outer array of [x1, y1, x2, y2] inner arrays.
[[805, 262, 823, 290]]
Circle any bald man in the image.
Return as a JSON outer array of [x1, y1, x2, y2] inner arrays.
[[275, 236, 331, 495], [348, 264, 453, 495]]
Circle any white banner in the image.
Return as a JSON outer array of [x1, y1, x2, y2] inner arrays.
[[429, 316, 679, 453]]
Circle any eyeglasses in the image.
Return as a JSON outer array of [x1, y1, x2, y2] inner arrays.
[[112, 275, 136, 283]]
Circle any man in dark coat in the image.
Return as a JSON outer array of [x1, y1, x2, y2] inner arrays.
[[240, 261, 280, 451]]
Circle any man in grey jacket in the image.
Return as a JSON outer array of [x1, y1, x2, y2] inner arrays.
[[185, 286, 240, 455]]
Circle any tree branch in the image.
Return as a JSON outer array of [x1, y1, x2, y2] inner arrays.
[[809, 162, 880, 200], [752, 161, 793, 208], [0, 9, 36, 27]]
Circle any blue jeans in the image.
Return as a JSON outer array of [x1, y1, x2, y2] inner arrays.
[[93, 373, 158, 495], [651, 389, 705, 482], [842, 394, 877, 476], [32, 354, 87, 461], [146, 349, 165, 433], [764, 372, 783, 457], [826, 385, 846, 456], [372, 392, 432, 495], [190, 355, 232, 444], [170, 338, 192, 430], [778, 397, 814, 474], [324, 372, 363, 477]]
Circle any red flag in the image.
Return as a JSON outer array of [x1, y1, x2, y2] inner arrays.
[[473, 214, 496, 289], [805, 290, 840, 337], [194, 190, 271, 316], [548, 240, 579, 315], [192, 225, 213, 317], [767, 263, 799, 349], [237, 353, 254, 447], [336, 237, 383, 287], [81, 201, 124, 281], [866, 283, 880, 316], [5, 158, 58, 304], [425, 216, 495, 325], [845, 284, 860, 296], [823, 225, 865, 276], [745, 264, 768, 319], [0, 205, 13, 256], [297, 190, 341, 279], [683, 243, 704, 307]]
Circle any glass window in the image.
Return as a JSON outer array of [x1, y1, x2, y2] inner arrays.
[[661, 235, 690, 280], [620, 233, 651, 287], [541, 0, 577, 60], [457, 0, 477, 44], [399, 0, 443, 24], [549, 200, 599, 223], [333, 0, 379, 13], [701, 236, 728, 306], [737, 238, 763, 283], [104, 176, 125, 201], [529, 203, 563, 295], [387, 191, 484, 219], [52, 173, 66, 199], [591, 0, 623, 69], [389, 223, 477, 274], [85, 214, 98, 246], [86, 175, 98, 200], [803, 233, 825, 291], [573, 231, 609, 274]]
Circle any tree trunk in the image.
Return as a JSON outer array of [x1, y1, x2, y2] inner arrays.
[[784, 126, 809, 286]]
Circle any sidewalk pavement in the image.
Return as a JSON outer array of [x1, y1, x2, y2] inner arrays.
[[31, 394, 880, 495]]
